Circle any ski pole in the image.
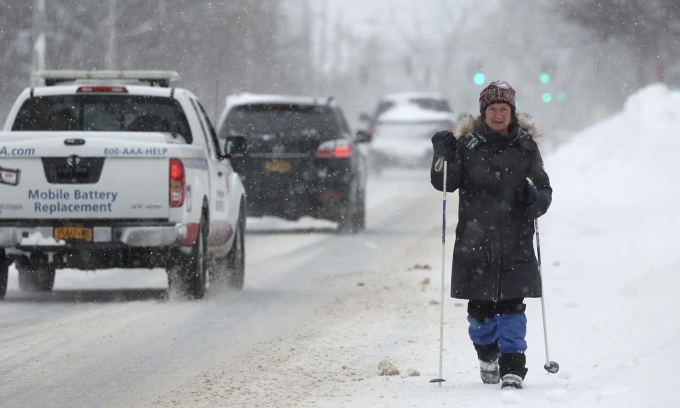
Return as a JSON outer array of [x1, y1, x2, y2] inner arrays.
[[534, 217, 559, 374], [430, 158, 447, 386]]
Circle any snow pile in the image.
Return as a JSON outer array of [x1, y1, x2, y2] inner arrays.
[[378, 359, 400, 376], [539, 83, 680, 406], [19, 231, 65, 246]]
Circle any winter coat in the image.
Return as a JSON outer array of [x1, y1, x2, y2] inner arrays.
[[430, 115, 552, 301]]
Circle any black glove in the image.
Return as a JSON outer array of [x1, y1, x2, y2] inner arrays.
[[525, 181, 538, 206], [526, 204, 541, 220], [525, 178, 540, 219], [431, 131, 456, 159]]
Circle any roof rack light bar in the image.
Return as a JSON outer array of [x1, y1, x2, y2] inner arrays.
[[34, 70, 180, 87]]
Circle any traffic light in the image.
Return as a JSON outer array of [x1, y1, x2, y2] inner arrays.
[[557, 91, 567, 102], [468, 60, 484, 85], [473, 72, 486, 85], [541, 92, 552, 103], [539, 62, 555, 84]]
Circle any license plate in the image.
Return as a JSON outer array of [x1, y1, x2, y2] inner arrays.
[[54, 226, 93, 242], [265, 160, 292, 173]]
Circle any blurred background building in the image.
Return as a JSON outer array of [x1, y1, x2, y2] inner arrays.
[[0, 0, 678, 141]]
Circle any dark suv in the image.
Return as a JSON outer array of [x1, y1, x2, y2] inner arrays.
[[216, 94, 371, 233]]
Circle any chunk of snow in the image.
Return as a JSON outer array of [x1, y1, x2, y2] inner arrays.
[[378, 359, 400, 376], [501, 390, 523, 404], [545, 389, 570, 403], [20, 232, 65, 246]]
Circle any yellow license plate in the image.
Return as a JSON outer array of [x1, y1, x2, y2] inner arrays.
[[265, 160, 292, 173], [54, 226, 93, 242]]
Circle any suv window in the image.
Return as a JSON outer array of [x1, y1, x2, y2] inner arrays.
[[334, 108, 351, 135], [220, 104, 340, 139], [12, 95, 193, 144]]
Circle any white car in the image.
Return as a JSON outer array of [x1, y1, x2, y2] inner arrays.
[[360, 91, 453, 133], [369, 103, 456, 172], [0, 70, 247, 299]]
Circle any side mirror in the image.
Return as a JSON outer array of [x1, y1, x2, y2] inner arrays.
[[355, 130, 372, 144], [358, 112, 372, 123], [224, 135, 247, 158]]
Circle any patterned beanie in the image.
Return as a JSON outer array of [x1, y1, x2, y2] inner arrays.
[[479, 80, 516, 113]]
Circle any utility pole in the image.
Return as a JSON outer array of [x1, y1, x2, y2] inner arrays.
[[31, 0, 46, 86], [316, 0, 329, 89], [105, 0, 117, 70], [332, 9, 343, 81]]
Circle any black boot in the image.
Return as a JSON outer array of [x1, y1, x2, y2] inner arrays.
[[474, 340, 500, 384], [499, 353, 528, 389]]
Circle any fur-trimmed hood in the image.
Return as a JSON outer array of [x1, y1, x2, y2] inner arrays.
[[455, 113, 541, 139]]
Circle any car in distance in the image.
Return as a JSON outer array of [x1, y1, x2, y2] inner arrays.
[[359, 91, 453, 136], [216, 93, 371, 233], [369, 102, 456, 173]]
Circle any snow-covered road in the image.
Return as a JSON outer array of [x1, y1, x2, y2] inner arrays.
[[0, 168, 450, 407]]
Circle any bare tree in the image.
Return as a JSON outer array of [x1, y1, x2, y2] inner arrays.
[[0, 0, 33, 115], [557, 0, 680, 87]]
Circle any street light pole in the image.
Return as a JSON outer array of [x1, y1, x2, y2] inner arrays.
[[105, 0, 117, 70], [31, 0, 46, 86]]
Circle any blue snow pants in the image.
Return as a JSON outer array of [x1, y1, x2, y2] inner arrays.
[[467, 298, 527, 354]]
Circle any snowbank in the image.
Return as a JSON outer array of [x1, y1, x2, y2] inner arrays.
[[539, 83, 680, 406]]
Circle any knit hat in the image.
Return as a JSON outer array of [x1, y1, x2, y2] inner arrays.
[[479, 80, 516, 113]]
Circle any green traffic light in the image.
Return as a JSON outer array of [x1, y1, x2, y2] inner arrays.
[[541, 92, 552, 103], [539, 72, 550, 83], [473, 73, 485, 85], [557, 91, 567, 102]]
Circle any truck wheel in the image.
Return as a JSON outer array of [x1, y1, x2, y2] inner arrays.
[[226, 209, 245, 290], [184, 219, 208, 299], [0, 256, 9, 299], [17, 256, 56, 293], [168, 219, 207, 299]]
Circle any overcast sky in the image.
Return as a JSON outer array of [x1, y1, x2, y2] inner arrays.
[[318, 0, 492, 49]]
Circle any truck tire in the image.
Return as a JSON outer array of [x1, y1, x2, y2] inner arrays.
[[17, 256, 55, 293], [0, 256, 9, 299], [168, 218, 208, 299], [225, 208, 245, 290]]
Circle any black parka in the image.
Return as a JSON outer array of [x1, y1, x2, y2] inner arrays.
[[431, 115, 552, 301]]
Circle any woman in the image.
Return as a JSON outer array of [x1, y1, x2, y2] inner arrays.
[[430, 80, 552, 390]]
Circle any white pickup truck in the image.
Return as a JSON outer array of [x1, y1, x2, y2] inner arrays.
[[0, 70, 247, 299]]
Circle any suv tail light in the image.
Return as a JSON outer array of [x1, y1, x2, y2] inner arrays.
[[169, 158, 185, 207], [77, 86, 128, 93], [316, 140, 352, 158]]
